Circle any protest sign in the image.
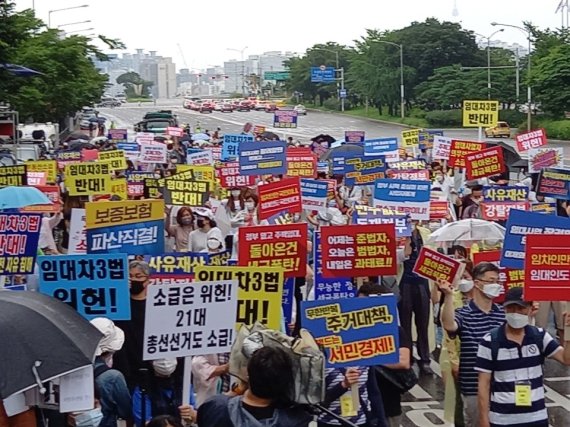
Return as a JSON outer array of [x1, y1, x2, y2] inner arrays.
[[38, 253, 130, 320], [430, 201, 450, 220], [273, 110, 298, 128], [81, 149, 99, 162], [286, 148, 316, 178], [239, 141, 287, 176], [187, 150, 213, 166], [222, 134, 254, 161], [498, 268, 525, 304], [0, 165, 27, 187], [387, 169, 430, 181], [126, 172, 154, 197], [515, 128, 547, 152], [481, 201, 528, 221], [166, 127, 184, 137], [387, 160, 426, 170], [258, 177, 302, 220], [344, 156, 387, 186], [143, 280, 238, 360], [26, 160, 57, 184], [194, 266, 284, 330], [27, 171, 46, 186], [418, 129, 443, 150], [85, 199, 165, 255], [161, 178, 210, 207], [501, 209, 570, 269], [139, 143, 167, 164], [536, 168, 570, 199], [301, 295, 400, 367], [432, 136, 452, 160], [64, 162, 112, 196], [313, 232, 355, 300], [465, 146, 505, 180], [530, 202, 557, 215], [282, 278, 295, 327], [462, 100, 499, 127], [0, 213, 41, 275], [363, 138, 399, 162], [524, 235, 570, 301], [108, 129, 128, 142], [253, 125, 266, 135], [300, 179, 328, 212], [143, 178, 161, 199], [480, 185, 529, 221], [217, 162, 256, 189], [373, 179, 431, 220], [98, 150, 128, 171], [176, 165, 215, 183], [351, 205, 411, 238], [238, 223, 307, 278], [110, 178, 128, 201], [448, 140, 486, 168], [117, 143, 141, 161], [146, 252, 230, 282], [345, 131, 365, 143], [20, 185, 61, 213], [321, 224, 397, 278], [472, 250, 501, 266], [401, 129, 420, 147], [68, 208, 87, 254], [528, 147, 564, 173], [56, 150, 82, 169], [413, 247, 462, 283], [332, 153, 359, 175]]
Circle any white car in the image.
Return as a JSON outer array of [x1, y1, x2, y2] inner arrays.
[[294, 104, 307, 115]]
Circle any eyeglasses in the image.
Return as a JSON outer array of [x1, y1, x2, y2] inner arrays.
[[477, 278, 499, 284]]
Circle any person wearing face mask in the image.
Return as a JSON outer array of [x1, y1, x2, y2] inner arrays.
[[241, 190, 261, 227], [476, 287, 570, 427], [460, 184, 483, 219], [438, 262, 505, 427], [223, 187, 245, 251], [165, 206, 194, 252], [188, 208, 225, 252], [90, 318, 132, 427]]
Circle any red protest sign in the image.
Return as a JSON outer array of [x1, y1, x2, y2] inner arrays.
[[465, 146, 505, 180], [238, 223, 307, 278], [472, 250, 501, 266], [166, 127, 184, 137], [448, 140, 486, 168], [388, 169, 430, 181], [480, 201, 529, 221], [258, 177, 302, 220], [286, 148, 316, 178], [321, 224, 397, 278], [81, 148, 99, 162], [27, 172, 47, 186], [430, 201, 450, 220], [216, 162, 255, 189], [515, 128, 547, 152], [413, 247, 462, 283], [524, 234, 570, 301]]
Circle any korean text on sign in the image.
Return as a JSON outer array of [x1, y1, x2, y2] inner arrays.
[[38, 254, 130, 321], [258, 177, 302, 220], [515, 128, 547, 152], [413, 247, 462, 283], [320, 224, 397, 278], [286, 148, 316, 178], [301, 295, 400, 368], [0, 165, 27, 187], [161, 179, 210, 207], [239, 141, 287, 176], [536, 168, 570, 200], [313, 232, 355, 301], [238, 223, 307, 278], [351, 205, 411, 238], [145, 252, 230, 277], [194, 266, 284, 330], [27, 160, 57, 183], [273, 110, 298, 129], [143, 280, 238, 360], [373, 179, 431, 221], [448, 140, 486, 168], [0, 213, 41, 275], [217, 162, 256, 189], [98, 150, 128, 171], [65, 162, 112, 196], [401, 129, 420, 147], [344, 156, 387, 186], [465, 146, 505, 180], [462, 100, 499, 127], [528, 147, 564, 174]]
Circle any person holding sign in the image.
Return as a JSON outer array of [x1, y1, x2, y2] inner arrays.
[[476, 287, 570, 427], [165, 206, 195, 252]]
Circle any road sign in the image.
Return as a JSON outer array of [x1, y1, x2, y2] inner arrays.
[[264, 71, 290, 81], [339, 89, 347, 98], [274, 110, 298, 129], [462, 100, 499, 127], [311, 67, 336, 83]]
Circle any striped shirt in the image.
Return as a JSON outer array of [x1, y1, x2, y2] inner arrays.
[[319, 367, 369, 426], [475, 326, 561, 427], [454, 300, 505, 396]]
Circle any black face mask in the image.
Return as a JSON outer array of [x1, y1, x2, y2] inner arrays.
[[196, 219, 205, 228], [130, 280, 146, 295]]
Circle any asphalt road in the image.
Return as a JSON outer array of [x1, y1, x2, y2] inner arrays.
[[99, 100, 570, 426]]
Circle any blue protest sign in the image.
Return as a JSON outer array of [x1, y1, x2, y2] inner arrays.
[[344, 156, 387, 186], [239, 141, 287, 176], [87, 219, 164, 255], [501, 209, 570, 269], [0, 213, 41, 275], [332, 153, 360, 174], [373, 179, 432, 220], [313, 232, 355, 301], [483, 186, 529, 202], [301, 295, 400, 367], [301, 179, 328, 211], [222, 134, 254, 161], [537, 168, 570, 200], [530, 202, 557, 215], [310, 66, 336, 83], [117, 143, 140, 153], [282, 277, 295, 330], [363, 138, 398, 157], [38, 254, 130, 320], [317, 162, 329, 173], [419, 130, 443, 150], [273, 111, 298, 129], [351, 205, 411, 238]]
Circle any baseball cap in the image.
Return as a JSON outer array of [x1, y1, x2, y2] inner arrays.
[[193, 207, 214, 220], [503, 286, 531, 308], [90, 318, 125, 356]]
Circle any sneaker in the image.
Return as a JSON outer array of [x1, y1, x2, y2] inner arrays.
[[419, 364, 434, 376]]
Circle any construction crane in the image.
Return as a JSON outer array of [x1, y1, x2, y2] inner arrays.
[[177, 43, 189, 70]]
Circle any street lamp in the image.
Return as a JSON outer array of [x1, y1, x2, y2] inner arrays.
[[227, 47, 248, 96], [57, 20, 91, 28], [473, 29, 504, 99], [370, 40, 405, 119], [65, 27, 94, 35], [311, 47, 344, 112], [48, 4, 89, 28], [491, 22, 533, 131]]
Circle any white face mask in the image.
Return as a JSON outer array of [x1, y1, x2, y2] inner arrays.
[[436, 175, 444, 183], [207, 239, 220, 250], [505, 312, 529, 329], [459, 279, 474, 293], [244, 201, 255, 211], [480, 283, 503, 299], [231, 190, 241, 198]]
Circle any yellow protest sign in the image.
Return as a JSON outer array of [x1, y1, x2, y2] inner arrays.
[[64, 162, 112, 196], [111, 178, 128, 200], [27, 160, 57, 183], [462, 100, 499, 127], [177, 165, 215, 183], [401, 129, 421, 147], [193, 266, 284, 330], [85, 199, 165, 228], [98, 150, 128, 171]]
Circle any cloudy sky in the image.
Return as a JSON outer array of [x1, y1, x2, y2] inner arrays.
[[16, 0, 567, 70]]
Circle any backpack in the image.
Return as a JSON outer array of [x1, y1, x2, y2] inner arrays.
[[489, 325, 545, 363], [229, 322, 325, 405], [93, 364, 112, 400]]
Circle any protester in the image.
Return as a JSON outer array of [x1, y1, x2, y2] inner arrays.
[[223, 187, 245, 250], [188, 207, 224, 252], [165, 206, 194, 251]]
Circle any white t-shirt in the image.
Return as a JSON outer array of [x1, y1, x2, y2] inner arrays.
[[188, 227, 223, 252]]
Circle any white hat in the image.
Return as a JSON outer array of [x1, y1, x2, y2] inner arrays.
[[90, 317, 125, 356], [153, 358, 178, 377], [193, 207, 214, 220]]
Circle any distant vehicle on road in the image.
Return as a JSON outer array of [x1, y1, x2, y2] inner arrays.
[[220, 103, 234, 113], [485, 121, 511, 138], [97, 97, 121, 108], [264, 103, 278, 112], [199, 103, 214, 113], [135, 110, 178, 133], [236, 101, 251, 112], [294, 104, 307, 115]]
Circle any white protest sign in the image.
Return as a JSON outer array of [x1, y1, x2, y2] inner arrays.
[[3, 393, 29, 417], [68, 208, 87, 254], [433, 135, 452, 160], [187, 150, 213, 166], [27, 171, 47, 186], [58, 365, 95, 413], [139, 143, 167, 164], [143, 280, 238, 360]]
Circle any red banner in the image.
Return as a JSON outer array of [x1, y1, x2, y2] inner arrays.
[[480, 201, 529, 221], [286, 148, 316, 178], [321, 224, 397, 278], [524, 234, 570, 301], [515, 128, 547, 152], [20, 185, 61, 213], [413, 247, 462, 282], [430, 201, 450, 220], [448, 140, 486, 168], [472, 250, 501, 266], [238, 223, 308, 278], [257, 177, 302, 220], [388, 169, 430, 181], [217, 162, 256, 189], [465, 146, 505, 180]]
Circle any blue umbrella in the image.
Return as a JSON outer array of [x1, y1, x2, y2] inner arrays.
[[0, 187, 52, 210], [192, 133, 210, 141], [0, 63, 44, 77]]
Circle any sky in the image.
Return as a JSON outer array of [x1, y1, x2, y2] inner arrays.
[[15, 0, 568, 71]]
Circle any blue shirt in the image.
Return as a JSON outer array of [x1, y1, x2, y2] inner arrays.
[[94, 359, 132, 427]]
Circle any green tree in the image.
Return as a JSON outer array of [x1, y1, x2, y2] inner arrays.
[[116, 71, 153, 98]]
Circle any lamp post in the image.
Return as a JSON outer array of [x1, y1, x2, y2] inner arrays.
[[57, 20, 91, 28], [492, 22, 533, 131], [227, 47, 248, 96], [473, 29, 504, 99], [312, 47, 344, 111], [65, 27, 94, 35], [370, 40, 405, 119], [48, 5, 89, 28]]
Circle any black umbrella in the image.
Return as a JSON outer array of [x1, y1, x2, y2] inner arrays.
[[66, 132, 90, 141], [0, 291, 102, 398], [319, 143, 364, 161], [260, 131, 279, 140], [484, 141, 522, 170], [88, 117, 107, 123], [311, 134, 336, 144]]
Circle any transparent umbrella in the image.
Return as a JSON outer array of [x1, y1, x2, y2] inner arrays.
[[427, 219, 506, 243]]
